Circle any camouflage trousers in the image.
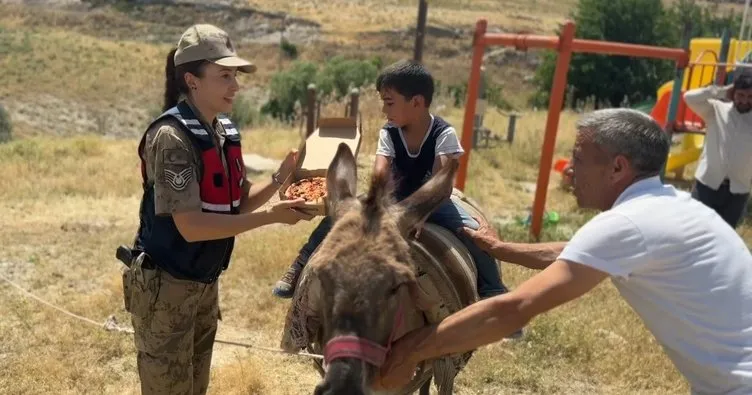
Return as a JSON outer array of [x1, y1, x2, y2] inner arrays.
[[122, 253, 220, 395]]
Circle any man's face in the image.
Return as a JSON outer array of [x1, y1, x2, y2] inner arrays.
[[569, 131, 616, 210], [732, 87, 752, 114]]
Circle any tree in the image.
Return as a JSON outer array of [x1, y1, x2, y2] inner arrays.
[[261, 57, 380, 122], [530, 0, 742, 109], [532, 0, 675, 109]]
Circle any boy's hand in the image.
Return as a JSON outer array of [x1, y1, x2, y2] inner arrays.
[[412, 218, 427, 239]]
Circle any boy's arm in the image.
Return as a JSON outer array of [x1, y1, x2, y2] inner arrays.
[[432, 155, 459, 199], [433, 126, 464, 198], [373, 155, 392, 180]]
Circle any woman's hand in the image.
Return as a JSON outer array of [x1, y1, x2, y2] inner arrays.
[[267, 198, 314, 225], [274, 149, 299, 185]]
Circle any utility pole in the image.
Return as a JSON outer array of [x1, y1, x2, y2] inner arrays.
[[413, 0, 428, 63]]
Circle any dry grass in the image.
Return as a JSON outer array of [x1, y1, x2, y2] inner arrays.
[[5, 102, 750, 394], [247, 0, 576, 36]]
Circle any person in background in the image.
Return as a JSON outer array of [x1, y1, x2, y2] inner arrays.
[[683, 70, 752, 228]]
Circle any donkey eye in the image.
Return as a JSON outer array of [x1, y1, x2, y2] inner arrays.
[[388, 285, 400, 296]]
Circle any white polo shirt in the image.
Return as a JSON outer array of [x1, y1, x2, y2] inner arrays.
[[684, 86, 752, 194], [558, 176, 752, 394]]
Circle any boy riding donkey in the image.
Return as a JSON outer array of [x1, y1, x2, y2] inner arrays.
[[272, 61, 521, 336]]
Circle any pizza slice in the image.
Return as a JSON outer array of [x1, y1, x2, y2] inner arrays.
[[284, 177, 328, 204]]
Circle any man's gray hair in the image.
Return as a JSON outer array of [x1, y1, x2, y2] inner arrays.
[[576, 108, 670, 175]]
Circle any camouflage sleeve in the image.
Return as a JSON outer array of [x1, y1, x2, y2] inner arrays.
[[144, 124, 202, 215]]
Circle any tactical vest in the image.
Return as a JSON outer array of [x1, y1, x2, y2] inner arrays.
[[386, 115, 452, 201], [133, 101, 245, 283]]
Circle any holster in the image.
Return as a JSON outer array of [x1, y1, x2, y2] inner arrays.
[[116, 245, 156, 270], [116, 245, 135, 268]]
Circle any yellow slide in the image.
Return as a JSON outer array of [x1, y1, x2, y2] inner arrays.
[[665, 133, 704, 175]]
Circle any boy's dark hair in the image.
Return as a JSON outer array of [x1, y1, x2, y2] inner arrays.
[[733, 69, 752, 90], [376, 60, 435, 106]]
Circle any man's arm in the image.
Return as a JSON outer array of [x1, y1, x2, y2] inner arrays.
[[415, 259, 606, 357], [489, 241, 568, 270], [461, 215, 566, 270], [684, 84, 730, 120], [374, 260, 608, 389]]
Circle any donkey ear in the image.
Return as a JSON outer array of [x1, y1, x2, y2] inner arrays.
[[394, 158, 459, 234], [326, 143, 358, 219]]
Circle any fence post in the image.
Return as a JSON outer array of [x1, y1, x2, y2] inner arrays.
[[413, 0, 428, 63], [306, 84, 316, 138], [349, 89, 360, 120], [507, 113, 519, 144]]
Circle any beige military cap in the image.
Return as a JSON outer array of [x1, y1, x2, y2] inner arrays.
[[174, 24, 256, 73]]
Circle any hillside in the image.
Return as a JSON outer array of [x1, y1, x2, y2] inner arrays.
[[0, 0, 574, 139]]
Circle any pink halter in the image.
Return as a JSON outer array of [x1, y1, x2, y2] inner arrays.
[[323, 303, 405, 367]]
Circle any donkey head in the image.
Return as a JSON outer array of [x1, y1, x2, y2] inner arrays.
[[310, 143, 457, 395]]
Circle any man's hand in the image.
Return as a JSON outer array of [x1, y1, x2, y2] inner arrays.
[[266, 198, 314, 225], [459, 215, 500, 253], [274, 149, 299, 185], [723, 84, 735, 101], [372, 327, 431, 391]]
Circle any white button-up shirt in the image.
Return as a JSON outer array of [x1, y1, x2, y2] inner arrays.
[[684, 86, 752, 194]]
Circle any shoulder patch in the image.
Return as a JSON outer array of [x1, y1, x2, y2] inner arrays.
[[164, 167, 193, 191]]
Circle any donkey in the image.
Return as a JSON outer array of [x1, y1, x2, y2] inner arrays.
[[299, 142, 475, 395]]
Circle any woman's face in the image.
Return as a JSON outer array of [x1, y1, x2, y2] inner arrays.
[[187, 63, 240, 116]]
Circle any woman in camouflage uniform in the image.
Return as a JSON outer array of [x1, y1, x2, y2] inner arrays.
[[122, 24, 312, 395]]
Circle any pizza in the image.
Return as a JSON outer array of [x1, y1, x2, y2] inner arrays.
[[284, 177, 328, 203]]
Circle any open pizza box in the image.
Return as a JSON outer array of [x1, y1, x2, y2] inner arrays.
[[278, 117, 362, 216]]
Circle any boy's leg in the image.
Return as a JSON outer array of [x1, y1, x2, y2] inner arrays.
[[272, 216, 333, 298], [426, 200, 508, 298], [426, 201, 523, 338]]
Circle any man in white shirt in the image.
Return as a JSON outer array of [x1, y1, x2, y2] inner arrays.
[[684, 71, 752, 228], [375, 108, 752, 395]]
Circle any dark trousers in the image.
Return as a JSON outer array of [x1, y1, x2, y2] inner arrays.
[[691, 179, 750, 229]]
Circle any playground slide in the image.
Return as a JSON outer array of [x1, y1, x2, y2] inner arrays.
[[665, 133, 704, 173]]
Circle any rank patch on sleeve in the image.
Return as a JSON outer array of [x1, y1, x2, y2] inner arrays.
[[164, 167, 193, 191]]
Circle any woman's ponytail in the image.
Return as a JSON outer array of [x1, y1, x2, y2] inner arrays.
[[163, 47, 180, 111]]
